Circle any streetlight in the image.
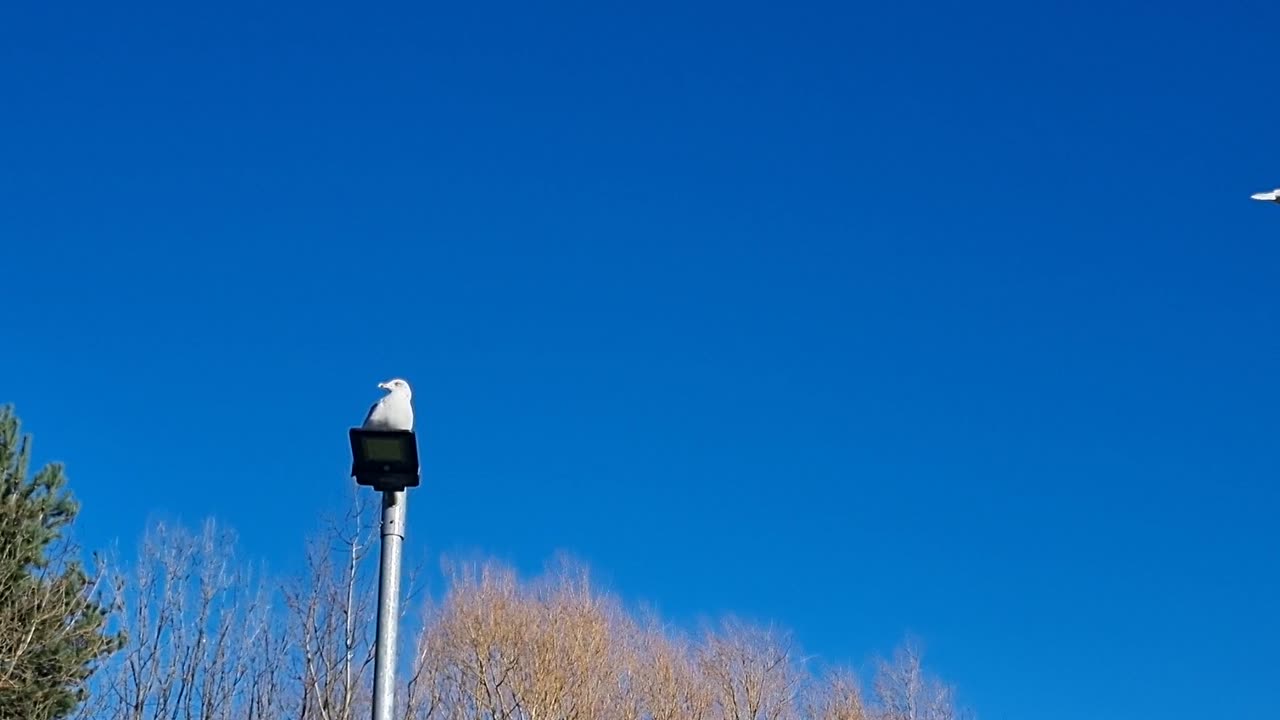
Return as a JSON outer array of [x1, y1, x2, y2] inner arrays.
[[350, 429, 421, 491], [349, 427, 420, 720]]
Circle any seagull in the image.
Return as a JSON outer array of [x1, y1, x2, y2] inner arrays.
[[362, 378, 415, 431], [1251, 189, 1280, 203]]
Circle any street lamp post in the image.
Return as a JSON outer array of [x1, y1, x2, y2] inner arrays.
[[349, 428, 421, 720]]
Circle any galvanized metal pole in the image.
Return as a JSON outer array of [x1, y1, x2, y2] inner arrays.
[[371, 490, 406, 720]]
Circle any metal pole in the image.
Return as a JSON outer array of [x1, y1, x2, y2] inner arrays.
[[371, 490, 406, 720]]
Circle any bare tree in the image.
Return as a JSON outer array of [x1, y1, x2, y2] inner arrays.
[[510, 558, 630, 720], [806, 669, 867, 720], [400, 557, 903, 720], [412, 560, 529, 720], [96, 520, 282, 720], [404, 558, 642, 720], [699, 619, 803, 720], [629, 620, 712, 720], [283, 494, 379, 720], [76, 504, 970, 720], [89, 495, 388, 720], [871, 641, 961, 720]]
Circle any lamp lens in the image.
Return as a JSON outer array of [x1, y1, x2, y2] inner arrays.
[[361, 436, 407, 462]]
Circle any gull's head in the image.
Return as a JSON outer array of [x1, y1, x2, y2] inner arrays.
[[378, 378, 412, 397]]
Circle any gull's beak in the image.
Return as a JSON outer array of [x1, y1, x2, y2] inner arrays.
[[377, 382, 389, 390]]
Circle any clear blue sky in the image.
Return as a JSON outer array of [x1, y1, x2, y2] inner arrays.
[[3, 1, 1278, 718]]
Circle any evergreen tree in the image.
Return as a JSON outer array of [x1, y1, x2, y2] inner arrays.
[[0, 405, 122, 720]]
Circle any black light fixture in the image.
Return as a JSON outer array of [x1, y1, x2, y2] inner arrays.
[[349, 429, 420, 492]]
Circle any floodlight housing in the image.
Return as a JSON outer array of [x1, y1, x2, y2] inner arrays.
[[350, 428, 420, 492]]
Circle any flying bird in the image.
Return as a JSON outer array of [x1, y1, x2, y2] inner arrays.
[[1250, 189, 1280, 203], [363, 378, 414, 431]]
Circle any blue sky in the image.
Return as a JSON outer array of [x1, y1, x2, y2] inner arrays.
[[3, 1, 1279, 717]]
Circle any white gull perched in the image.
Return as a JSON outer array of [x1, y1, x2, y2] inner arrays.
[[362, 378, 414, 431]]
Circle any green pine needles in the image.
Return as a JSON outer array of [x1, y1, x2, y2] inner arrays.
[[0, 405, 123, 720]]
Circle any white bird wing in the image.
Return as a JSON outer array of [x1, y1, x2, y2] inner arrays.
[[363, 399, 387, 428], [362, 394, 414, 431]]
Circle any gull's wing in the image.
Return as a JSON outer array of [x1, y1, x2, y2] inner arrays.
[[363, 398, 386, 428], [363, 395, 412, 430]]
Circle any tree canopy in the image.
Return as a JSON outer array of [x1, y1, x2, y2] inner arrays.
[[0, 405, 122, 720]]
